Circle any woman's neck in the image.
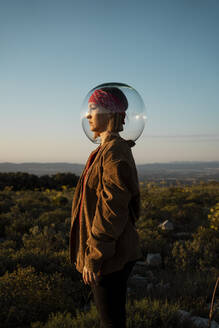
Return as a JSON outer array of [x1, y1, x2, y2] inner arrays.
[[100, 131, 119, 145]]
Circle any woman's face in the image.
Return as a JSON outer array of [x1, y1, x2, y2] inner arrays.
[[87, 102, 112, 133]]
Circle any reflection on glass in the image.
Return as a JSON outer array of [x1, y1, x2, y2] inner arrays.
[[81, 82, 147, 144]]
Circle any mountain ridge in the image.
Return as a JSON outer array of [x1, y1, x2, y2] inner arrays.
[[0, 161, 219, 182]]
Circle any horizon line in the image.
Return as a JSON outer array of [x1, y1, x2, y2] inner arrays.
[[1, 160, 219, 165]]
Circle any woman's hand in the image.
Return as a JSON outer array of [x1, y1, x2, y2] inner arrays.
[[82, 266, 100, 285]]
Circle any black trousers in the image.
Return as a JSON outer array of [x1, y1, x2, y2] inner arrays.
[[91, 260, 136, 328]]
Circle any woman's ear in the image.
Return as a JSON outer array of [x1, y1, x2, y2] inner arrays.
[[107, 114, 116, 132], [107, 113, 124, 132]]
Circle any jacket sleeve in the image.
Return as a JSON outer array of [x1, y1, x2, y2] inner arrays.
[[84, 155, 134, 273]]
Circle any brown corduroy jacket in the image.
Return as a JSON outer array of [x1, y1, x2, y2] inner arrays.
[[69, 133, 142, 275]]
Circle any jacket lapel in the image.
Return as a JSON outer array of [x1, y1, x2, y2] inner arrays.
[[84, 142, 107, 182]]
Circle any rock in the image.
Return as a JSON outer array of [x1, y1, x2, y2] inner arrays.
[[132, 261, 148, 275], [131, 274, 147, 281], [127, 287, 132, 295], [191, 317, 208, 328], [191, 316, 209, 327], [145, 270, 154, 280], [147, 283, 154, 292], [191, 317, 219, 328], [135, 261, 147, 266], [177, 310, 219, 328], [132, 262, 156, 284], [158, 220, 174, 231], [155, 282, 170, 290], [209, 320, 219, 328], [146, 253, 162, 266], [128, 274, 147, 288], [176, 309, 191, 321]]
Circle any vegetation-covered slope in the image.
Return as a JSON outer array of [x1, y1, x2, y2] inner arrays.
[[0, 180, 218, 327]]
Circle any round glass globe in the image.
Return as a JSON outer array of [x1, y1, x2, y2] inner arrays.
[[81, 82, 147, 144]]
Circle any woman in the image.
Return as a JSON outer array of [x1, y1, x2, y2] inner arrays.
[[69, 87, 142, 328]]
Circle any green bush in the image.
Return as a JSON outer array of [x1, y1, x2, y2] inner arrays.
[[138, 229, 168, 255], [0, 266, 82, 328], [140, 183, 218, 232], [30, 298, 193, 328], [208, 203, 219, 231], [0, 240, 18, 275], [31, 305, 99, 328], [172, 226, 219, 271]]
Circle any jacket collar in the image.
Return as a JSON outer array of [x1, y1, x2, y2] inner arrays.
[[101, 132, 136, 148], [82, 133, 135, 183]]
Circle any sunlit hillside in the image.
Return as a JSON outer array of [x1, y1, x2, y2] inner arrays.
[[0, 176, 218, 327]]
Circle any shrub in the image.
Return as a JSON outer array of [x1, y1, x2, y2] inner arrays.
[[0, 266, 82, 328], [172, 226, 219, 271], [208, 203, 219, 231], [30, 299, 186, 328]]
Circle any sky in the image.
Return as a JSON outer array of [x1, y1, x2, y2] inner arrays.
[[1, 0, 219, 164]]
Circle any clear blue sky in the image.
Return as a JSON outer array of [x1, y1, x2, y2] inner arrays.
[[1, 0, 219, 164]]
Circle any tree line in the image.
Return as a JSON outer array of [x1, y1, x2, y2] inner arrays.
[[0, 172, 79, 190]]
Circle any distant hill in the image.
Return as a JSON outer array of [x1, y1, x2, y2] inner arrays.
[[0, 162, 84, 176], [0, 161, 219, 183], [137, 161, 219, 182]]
